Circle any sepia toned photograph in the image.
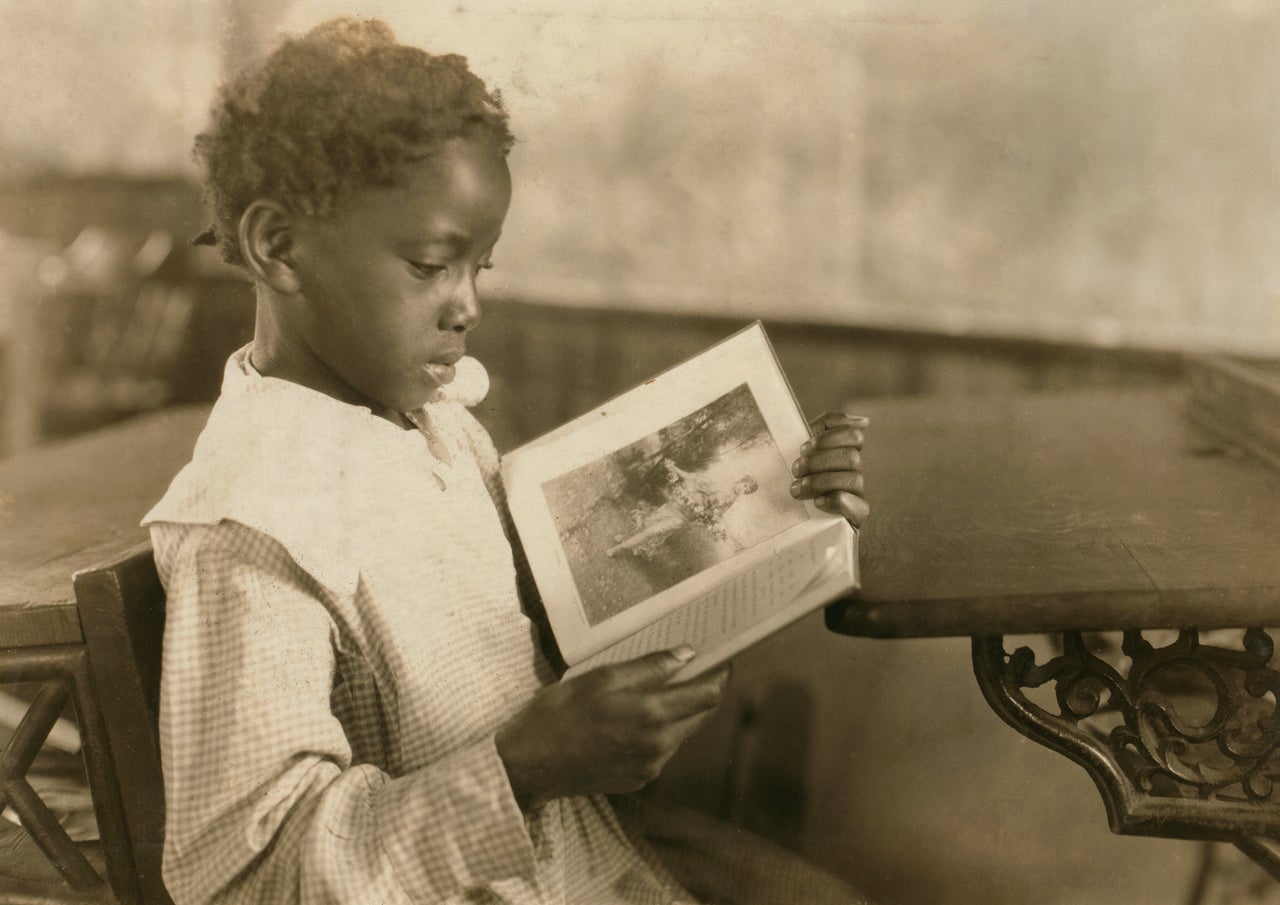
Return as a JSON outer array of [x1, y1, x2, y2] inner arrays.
[[3, 3, 1280, 904], [541, 382, 808, 626]]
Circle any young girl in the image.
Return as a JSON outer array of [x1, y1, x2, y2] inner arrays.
[[145, 18, 869, 904]]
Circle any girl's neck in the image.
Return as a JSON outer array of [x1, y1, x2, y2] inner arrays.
[[250, 296, 410, 428]]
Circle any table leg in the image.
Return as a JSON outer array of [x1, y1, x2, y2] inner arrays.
[[971, 628, 1280, 880]]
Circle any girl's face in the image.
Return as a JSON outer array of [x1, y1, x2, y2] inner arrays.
[[286, 136, 512, 417]]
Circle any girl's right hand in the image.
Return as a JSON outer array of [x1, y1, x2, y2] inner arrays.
[[495, 648, 729, 810]]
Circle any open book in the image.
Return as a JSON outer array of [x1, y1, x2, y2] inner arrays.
[[501, 322, 859, 682]]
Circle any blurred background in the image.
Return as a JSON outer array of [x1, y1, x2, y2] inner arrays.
[[2, 1, 1278, 903], [4, 0, 1280, 454]]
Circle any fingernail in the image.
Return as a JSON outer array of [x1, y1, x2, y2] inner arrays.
[[790, 480, 802, 497], [791, 458, 803, 477], [673, 646, 696, 662], [815, 495, 827, 507], [800, 440, 812, 455]]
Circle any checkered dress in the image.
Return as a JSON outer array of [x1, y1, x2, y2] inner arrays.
[[144, 348, 692, 905]]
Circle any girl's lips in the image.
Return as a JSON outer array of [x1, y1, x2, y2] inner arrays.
[[423, 361, 457, 385]]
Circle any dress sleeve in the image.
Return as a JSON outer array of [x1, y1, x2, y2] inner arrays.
[[151, 520, 537, 904]]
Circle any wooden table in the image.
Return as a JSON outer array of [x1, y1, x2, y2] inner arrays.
[[0, 406, 209, 902], [826, 386, 1280, 880], [1, 407, 210, 647]]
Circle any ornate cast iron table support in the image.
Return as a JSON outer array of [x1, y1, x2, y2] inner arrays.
[[972, 628, 1280, 879]]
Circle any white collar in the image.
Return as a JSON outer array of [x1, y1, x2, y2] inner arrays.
[[143, 346, 488, 597]]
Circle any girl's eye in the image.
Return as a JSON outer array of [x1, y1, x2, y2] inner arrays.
[[409, 261, 446, 280], [475, 260, 494, 274]]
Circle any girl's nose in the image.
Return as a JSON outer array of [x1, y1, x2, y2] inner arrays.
[[440, 277, 481, 332]]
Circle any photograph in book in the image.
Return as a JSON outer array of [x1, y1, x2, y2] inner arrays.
[[540, 382, 808, 626]]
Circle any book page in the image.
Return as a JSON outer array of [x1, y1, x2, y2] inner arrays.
[[503, 323, 826, 666], [563, 519, 855, 681]]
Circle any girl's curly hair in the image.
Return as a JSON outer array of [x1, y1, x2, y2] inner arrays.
[[193, 18, 515, 266]]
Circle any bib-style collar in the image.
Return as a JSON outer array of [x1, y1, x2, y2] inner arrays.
[[143, 346, 488, 597]]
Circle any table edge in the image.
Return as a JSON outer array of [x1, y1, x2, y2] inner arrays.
[[827, 586, 1280, 638]]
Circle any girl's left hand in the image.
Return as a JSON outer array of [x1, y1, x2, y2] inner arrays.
[[791, 411, 870, 528]]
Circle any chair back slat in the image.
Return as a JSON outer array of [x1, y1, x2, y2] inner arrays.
[[74, 543, 171, 905]]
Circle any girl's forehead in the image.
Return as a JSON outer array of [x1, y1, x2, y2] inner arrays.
[[404, 137, 511, 198], [345, 140, 512, 239]]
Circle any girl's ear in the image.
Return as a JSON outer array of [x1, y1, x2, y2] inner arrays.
[[239, 200, 302, 293]]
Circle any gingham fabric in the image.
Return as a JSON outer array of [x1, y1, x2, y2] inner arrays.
[[143, 347, 692, 904]]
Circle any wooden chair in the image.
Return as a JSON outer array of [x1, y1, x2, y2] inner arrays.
[[68, 543, 828, 905], [73, 544, 171, 905]]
